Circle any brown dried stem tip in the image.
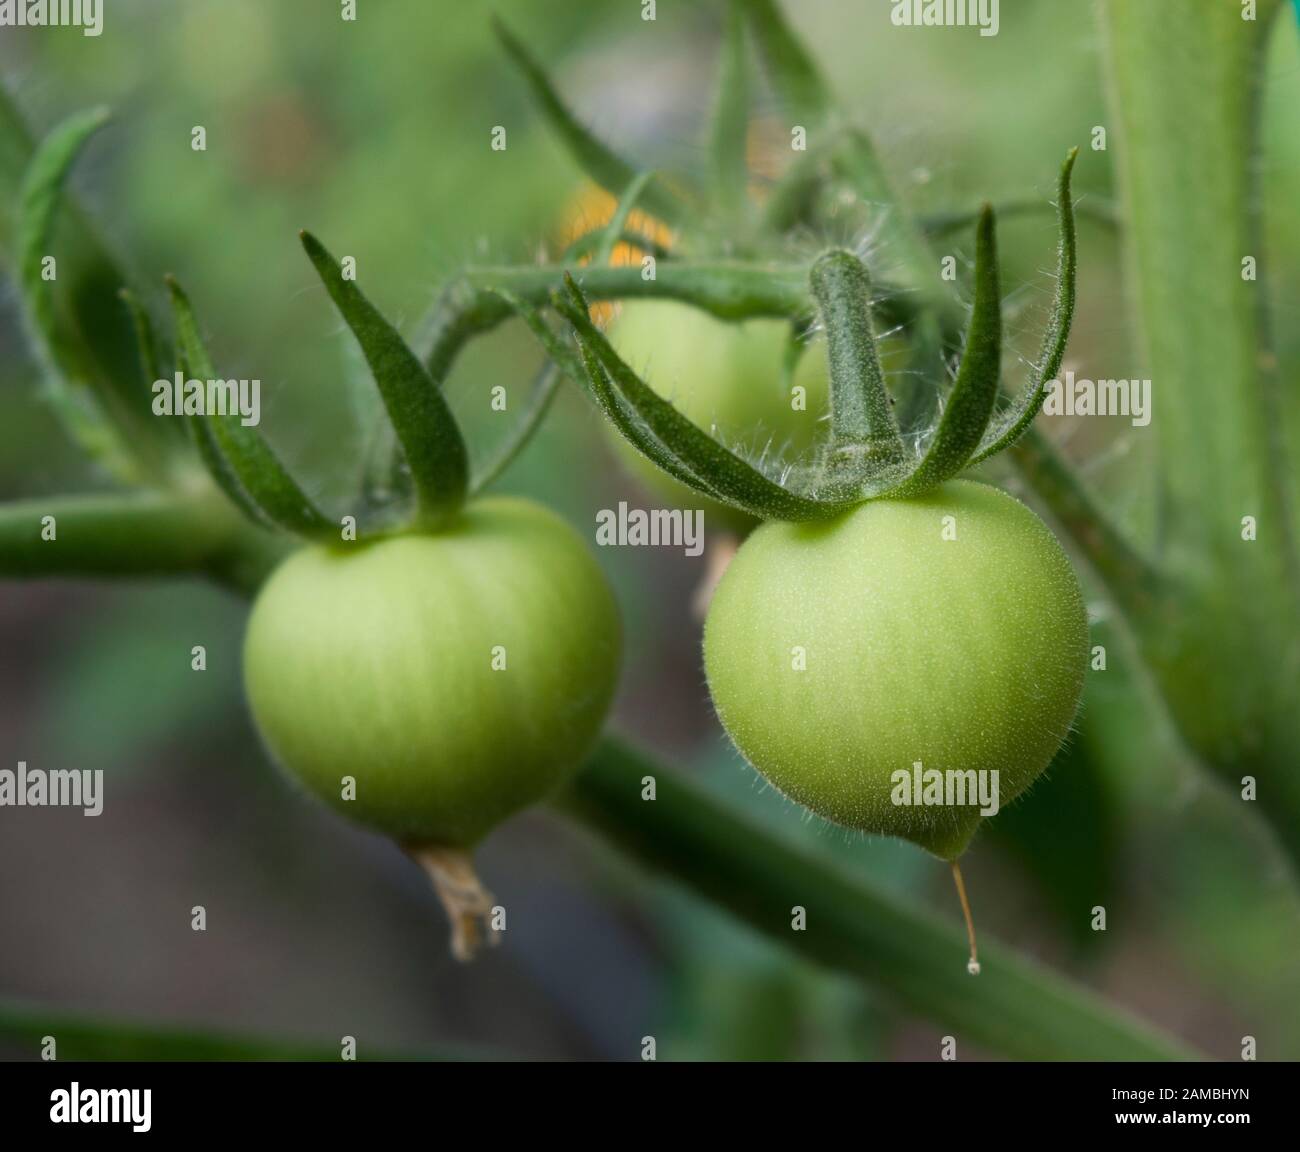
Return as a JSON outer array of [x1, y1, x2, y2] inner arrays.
[[409, 846, 499, 962]]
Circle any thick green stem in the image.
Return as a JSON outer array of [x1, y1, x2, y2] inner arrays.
[[421, 261, 813, 385], [1101, 0, 1300, 860], [0, 490, 286, 593], [809, 249, 906, 461], [1009, 427, 1160, 618], [565, 736, 1198, 1061]]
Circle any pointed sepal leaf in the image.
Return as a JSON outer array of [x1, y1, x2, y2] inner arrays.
[[486, 288, 733, 505], [300, 231, 468, 526], [970, 149, 1078, 464], [556, 275, 850, 522], [167, 276, 332, 539], [885, 204, 1002, 497], [492, 16, 692, 225]]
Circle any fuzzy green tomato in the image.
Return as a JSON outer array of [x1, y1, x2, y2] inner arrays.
[[703, 480, 1088, 859], [243, 496, 621, 849], [608, 300, 829, 532]]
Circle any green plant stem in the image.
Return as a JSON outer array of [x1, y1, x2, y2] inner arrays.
[[921, 196, 1121, 236], [1009, 427, 1160, 617], [1101, 0, 1300, 864], [421, 261, 812, 384], [0, 1000, 489, 1061], [0, 491, 286, 593], [565, 735, 1198, 1062]]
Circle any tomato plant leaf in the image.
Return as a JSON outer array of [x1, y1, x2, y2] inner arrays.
[[300, 231, 469, 527], [17, 107, 142, 482], [970, 149, 1078, 463], [710, 0, 751, 221], [166, 276, 333, 539], [811, 248, 907, 465], [885, 204, 1002, 497], [492, 16, 693, 226]]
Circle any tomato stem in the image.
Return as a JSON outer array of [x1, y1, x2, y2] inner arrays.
[[950, 860, 980, 976], [408, 846, 499, 963]]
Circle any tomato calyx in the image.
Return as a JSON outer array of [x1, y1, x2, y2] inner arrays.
[[536, 150, 1077, 525]]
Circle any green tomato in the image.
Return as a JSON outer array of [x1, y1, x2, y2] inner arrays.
[[243, 496, 621, 849], [703, 480, 1088, 859], [608, 300, 830, 533]]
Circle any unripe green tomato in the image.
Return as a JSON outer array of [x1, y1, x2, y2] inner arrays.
[[243, 497, 621, 849], [607, 300, 829, 533], [703, 480, 1088, 859]]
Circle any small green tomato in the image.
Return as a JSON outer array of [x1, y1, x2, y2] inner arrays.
[[703, 480, 1088, 860], [608, 299, 830, 532], [243, 497, 621, 952]]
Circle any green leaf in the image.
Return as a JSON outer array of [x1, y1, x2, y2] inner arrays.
[[556, 275, 848, 521], [970, 149, 1077, 463], [167, 276, 333, 539], [809, 248, 906, 462], [492, 15, 692, 225], [300, 231, 469, 527], [17, 107, 138, 481], [118, 288, 187, 455], [710, 0, 751, 220], [118, 288, 161, 392], [737, 0, 832, 124], [885, 204, 1002, 497]]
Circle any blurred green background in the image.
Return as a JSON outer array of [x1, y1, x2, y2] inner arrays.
[[1, 0, 1298, 1060]]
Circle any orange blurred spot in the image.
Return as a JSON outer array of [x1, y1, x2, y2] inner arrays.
[[558, 184, 674, 325]]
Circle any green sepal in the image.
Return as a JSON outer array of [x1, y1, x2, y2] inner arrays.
[[300, 231, 469, 527], [884, 204, 1002, 497], [970, 149, 1078, 463], [486, 288, 733, 506], [166, 276, 333, 539], [556, 274, 851, 522]]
